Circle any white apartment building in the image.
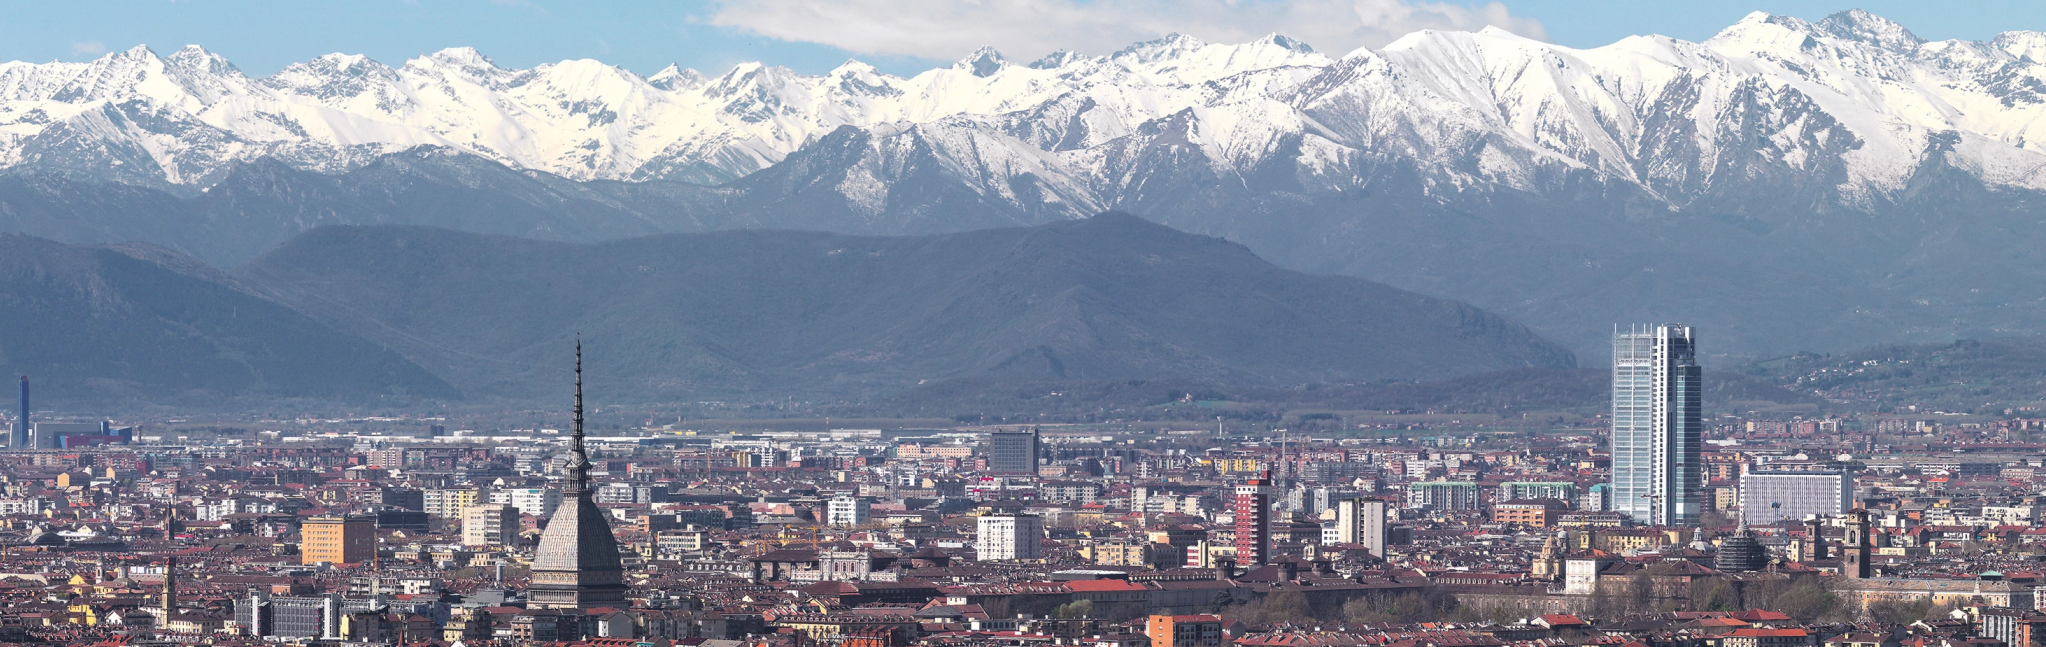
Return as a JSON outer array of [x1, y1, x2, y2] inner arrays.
[[461, 503, 520, 548], [975, 514, 1043, 561], [827, 495, 870, 527], [490, 488, 561, 517]]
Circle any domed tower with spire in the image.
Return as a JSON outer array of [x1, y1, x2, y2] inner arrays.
[[527, 342, 627, 609], [1712, 513, 1767, 573]]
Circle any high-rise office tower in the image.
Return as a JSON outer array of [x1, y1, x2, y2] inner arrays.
[[1233, 471, 1272, 565], [988, 428, 1041, 475], [1610, 324, 1703, 527], [16, 376, 27, 449]]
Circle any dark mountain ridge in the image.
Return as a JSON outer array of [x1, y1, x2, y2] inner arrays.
[[233, 213, 1577, 402], [0, 233, 457, 406]]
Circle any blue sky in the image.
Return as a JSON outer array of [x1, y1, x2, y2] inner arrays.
[[3, 0, 2043, 78]]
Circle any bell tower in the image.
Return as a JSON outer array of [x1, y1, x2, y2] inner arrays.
[[1841, 509, 1871, 579]]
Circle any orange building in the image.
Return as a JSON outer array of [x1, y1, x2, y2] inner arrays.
[[1147, 615, 1222, 647], [302, 515, 376, 564]]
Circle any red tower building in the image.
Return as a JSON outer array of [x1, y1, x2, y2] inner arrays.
[[1234, 470, 1272, 565]]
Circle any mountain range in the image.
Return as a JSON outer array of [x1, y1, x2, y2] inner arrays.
[[231, 213, 1573, 401], [3, 10, 2046, 360], [0, 233, 457, 405], [0, 215, 1574, 406]]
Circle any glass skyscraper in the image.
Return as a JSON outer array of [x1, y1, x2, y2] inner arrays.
[[1610, 324, 1702, 527]]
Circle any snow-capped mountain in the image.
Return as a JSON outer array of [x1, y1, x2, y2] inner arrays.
[[0, 32, 1328, 190], [10, 9, 2046, 360], [7, 11, 2046, 207]]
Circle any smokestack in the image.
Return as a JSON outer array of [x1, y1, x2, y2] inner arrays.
[[16, 376, 25, 449]]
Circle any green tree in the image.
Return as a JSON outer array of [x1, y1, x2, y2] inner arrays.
[[1342, 590, 1460, 624], [1232, 591, 1313, 625], [1625, 572, 1655, 613], [1768, 579, 1845, 622], [1054, 600, 1095, 619], [1690, 578, 1740, 612], [1343, 597, 1392, 624], [1865, 597, 1955, 624], [1209, 591, 1235, 611]]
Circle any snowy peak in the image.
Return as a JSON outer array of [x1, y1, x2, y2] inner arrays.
[[824, 59, 900, 102], [1259, 34, 1315, 53], [263, 53, 403, 108], [1112, 33, 1210, 65], [1995, 31, 2046, 63], [1028, 51, 1080, 70], [956, 46, 1007, 78], [161, 45, 253, 101], [1816, 8, 1924, 52], [703, 61, 807, 102], [646, 64, 706, 91], [405, 46, 514, 87], [1706, 12, 1821, 51], [420, 46, 494, 68], [164, 45, 239, 77]]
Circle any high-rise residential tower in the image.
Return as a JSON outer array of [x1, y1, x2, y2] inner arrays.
[[1610, 324, 1703, 527], [461, 503, 520, 548], [1233, 471, 1273, 565], [1336, 498, 1388, 558], [975, 514, 1043, 561], [827, 495, 871, 527], [528, 342, 627, 609]]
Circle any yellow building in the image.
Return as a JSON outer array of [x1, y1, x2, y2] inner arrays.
[[302, 515, 376, 564], [426, 488, 483, 518], [1082, 538, 1153, 567], [1211, 457, 1263, 474], [1589, 527, 1694, 553]]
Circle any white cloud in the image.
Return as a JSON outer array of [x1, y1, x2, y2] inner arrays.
[[71, 41, 106, 56], [708, 0, 1547, 61]]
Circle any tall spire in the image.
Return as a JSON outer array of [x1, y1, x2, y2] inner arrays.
[[565, 339, 592, 495], [574, 339, 584, 445], [527, 337, 627, 610]]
